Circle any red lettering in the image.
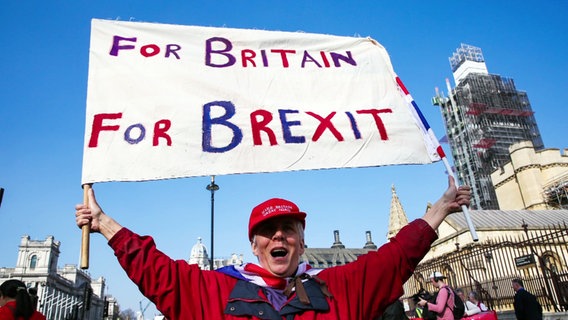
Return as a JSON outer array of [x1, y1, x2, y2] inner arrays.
[[270, 49, 296, 67], [140, 44, 160, 57], [153, 119, 172, 146], [88, 113, 123, 147], [241, 49, 257, 67], [320, 51, 330, 67], [250, 110, 277, 146], [305, 111, 344, 142], [356, 109, 392, 140]]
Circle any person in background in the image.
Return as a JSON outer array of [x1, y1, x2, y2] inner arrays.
[[417, 271, 454, 320], [512, 278, 543, 320], [455, 288, 481, 316], [0, 279, 46, 320], [468, 291, 488, 312], [75, 177, 470, 319]]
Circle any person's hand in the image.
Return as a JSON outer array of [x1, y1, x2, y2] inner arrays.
[[417, 298, 427, 307], [75, 187, 104, 233], [75, 188, 123, 240], [439, 176, 471, 215], [422, 176, 471, 230]]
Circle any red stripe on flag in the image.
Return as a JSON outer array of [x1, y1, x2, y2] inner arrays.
[[437, 146, 446, 158], [395, 77, 409, 95]]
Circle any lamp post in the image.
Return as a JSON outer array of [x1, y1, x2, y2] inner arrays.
[[206, 176, 219, 269]]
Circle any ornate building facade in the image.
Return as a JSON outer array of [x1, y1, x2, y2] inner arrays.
[[0, 235, 117, 320]]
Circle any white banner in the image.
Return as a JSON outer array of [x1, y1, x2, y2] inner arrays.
[[82, 19, 439, 184]]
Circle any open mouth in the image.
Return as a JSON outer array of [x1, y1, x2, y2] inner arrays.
[[271, 248, 288, 258]]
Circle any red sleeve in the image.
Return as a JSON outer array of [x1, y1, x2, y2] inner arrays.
[[108, 228, 237, 320], [318, 219, 437, 319], [0, 306, 12, 319]]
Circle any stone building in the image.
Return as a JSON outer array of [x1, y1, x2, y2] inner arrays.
[[491, 141, 568, 210], [187, 237, 244, 270], [0, 235, 117, 319], [403, 207, 568, 318], [299, 229, 377, 268]]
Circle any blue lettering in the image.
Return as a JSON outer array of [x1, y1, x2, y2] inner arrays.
[[278, 109, 305, 144], [202, 101, 243, 152]]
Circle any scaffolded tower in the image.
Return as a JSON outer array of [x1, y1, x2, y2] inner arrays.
[[433, 44, 544, 209]]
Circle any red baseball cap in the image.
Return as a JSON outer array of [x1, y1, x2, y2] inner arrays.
[[248, 198, 306, 241]]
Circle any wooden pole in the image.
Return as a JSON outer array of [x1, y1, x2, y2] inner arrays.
[[80, 184, 92, 269]]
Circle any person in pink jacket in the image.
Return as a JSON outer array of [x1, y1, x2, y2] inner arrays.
[[417, 271, 455, 319], [75, 177, 470, 319]]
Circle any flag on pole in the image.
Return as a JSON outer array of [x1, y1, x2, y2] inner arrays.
[[82, 19, 441, 184]]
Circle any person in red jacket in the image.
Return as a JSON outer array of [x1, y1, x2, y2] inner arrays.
[[75, 177, 470, 319], [0, 279, 46, 320]]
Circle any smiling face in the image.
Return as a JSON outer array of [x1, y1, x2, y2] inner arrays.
[[251, 216, 305, 278]]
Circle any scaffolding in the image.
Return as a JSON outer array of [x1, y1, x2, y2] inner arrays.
[[450, 43, 485, 72], [434, 45, 544, 209], [543, 173, 568, 209]]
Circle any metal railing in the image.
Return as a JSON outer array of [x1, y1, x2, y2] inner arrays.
[[404, 222, 568, 313]]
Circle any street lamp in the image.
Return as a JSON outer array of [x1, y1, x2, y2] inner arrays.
[[206, 176, 219, 269]]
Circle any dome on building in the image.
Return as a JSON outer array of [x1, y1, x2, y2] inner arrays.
[[188, 237, 210, 269]]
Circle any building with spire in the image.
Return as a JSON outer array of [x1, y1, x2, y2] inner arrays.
[[387, 185, 410, 240], [383, 178, 568, 317], [433, 43, 544, 209], [300, 186, 413, 267]]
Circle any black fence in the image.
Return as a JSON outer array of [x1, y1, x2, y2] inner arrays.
[[404, 222, 568, 313]]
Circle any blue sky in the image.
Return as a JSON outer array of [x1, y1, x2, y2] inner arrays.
[[1, 1, 566, 317]]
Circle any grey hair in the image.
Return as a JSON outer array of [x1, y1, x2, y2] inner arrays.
[[469, 291, 480, 300]]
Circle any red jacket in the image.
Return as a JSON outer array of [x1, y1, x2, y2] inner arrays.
[[0, 301, 46, 320], [109, 219, 437, 319]]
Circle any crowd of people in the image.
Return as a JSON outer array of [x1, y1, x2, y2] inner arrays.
[[410, 271, 543, 320]]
